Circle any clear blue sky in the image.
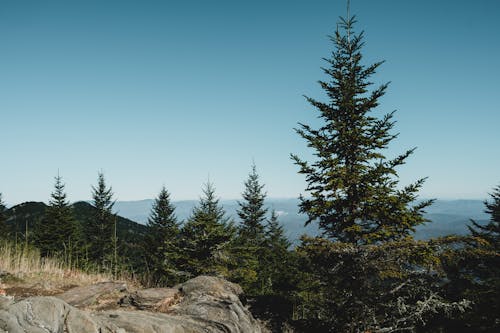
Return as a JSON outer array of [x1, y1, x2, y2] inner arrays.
[[1, 0, 499, 205]]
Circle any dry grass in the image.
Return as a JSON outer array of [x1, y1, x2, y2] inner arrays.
[[0, 241, 135, 289]]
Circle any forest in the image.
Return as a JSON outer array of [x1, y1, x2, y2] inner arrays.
[[1, 13, 499, 333]]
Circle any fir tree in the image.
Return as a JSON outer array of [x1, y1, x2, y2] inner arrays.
[[0, 193, 7, 239], [266, 210, 291, 252], [88, 172, 115, 267], [469, 183, 500, 249], [261, 210, 291, 294], [237, 163, 268, 245], [144, 186, 181, 286], [291, 13, 433, 244], [180, 182, 235, 277], [35, 175, 78, 256], [229, 164, 269, 292]]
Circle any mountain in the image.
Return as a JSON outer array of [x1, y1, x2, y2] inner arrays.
[[114, 198, 489, 242], [4, 201, 147, 254]]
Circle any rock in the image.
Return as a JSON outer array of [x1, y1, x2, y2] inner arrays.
[[93, 310, 213, 332], [120, 287, 180, 310], [170, 276, 262, 333], [0, 296, 99, 332], [56, 281, 127, 308], [0, 276, 263, 333]]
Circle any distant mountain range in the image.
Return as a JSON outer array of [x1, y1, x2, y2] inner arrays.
[[3, 199, 489, 244], [114, 198, 490, 242]]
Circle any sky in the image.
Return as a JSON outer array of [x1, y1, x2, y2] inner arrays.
[[1, 0, 499, 205]]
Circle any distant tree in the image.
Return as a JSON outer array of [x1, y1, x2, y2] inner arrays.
[[237, 163, 268, 244], [228, 164, 269, 292], [0, 193, 7, 239], [35, 175, 78, 256], [291, 14, 433, 244], [261, 210, 292, 294], [87, 172, 115, 267], [144, 186, 181, 286], [179, 182, 235, 277], [266, 210, 291, 252], [469, 183, 500, 249], [440, 184, 500, 331]]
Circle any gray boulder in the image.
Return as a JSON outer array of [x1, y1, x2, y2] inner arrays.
[[57, 281, 127, 308], [0, 296, 99, 333], [0, 276, 263, 333], [120, 287, 180, 310]]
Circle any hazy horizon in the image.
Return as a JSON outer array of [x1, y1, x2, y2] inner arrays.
[[3, 196, 490, 208]]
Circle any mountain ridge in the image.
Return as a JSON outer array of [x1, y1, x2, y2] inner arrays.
[[3, 199, 489, 242]]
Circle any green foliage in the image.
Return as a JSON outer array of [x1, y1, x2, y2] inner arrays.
[[179, 182, 235, 277], [34, 175, 78, 257], [3, 202, 46, 246], [469, 183, 500, 250], [438, 185, 500, 331], [237, 163, 267, 244], [86, 172, 115, 267], [259, 210, 293, 295], [295, 236, 470, 332], [144, 186, 181, 286], [291, 15, 433, 244], [0, 193, 7, 239], [230, 164, 269, 293]]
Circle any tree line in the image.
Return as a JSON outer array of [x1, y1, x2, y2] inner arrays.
[[0, 10, 499, 333]]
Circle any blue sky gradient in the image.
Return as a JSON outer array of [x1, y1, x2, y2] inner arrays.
[[1, 0, 499, 204]]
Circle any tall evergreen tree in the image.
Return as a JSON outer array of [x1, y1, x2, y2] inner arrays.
[[0, 193, 7, 239], [237, 163, 268, 244], [35, 175, 78, 256], [88, 172, 115, 267], [291, 13, 432, 244], [144, 186, 181, 286], [180, 182, 234, 277], [469, 183, 500, 249]]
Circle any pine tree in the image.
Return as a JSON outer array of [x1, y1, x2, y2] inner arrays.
[[144, 186, 181, 286], [0, 193, 7, 239], [229, 164, 269, 292], [88, 172, 115, 267], [261, 210, 291, 294], [266, 210, 291, 252], [469, 184, 500, 249], [35, 175, 78, 256], [447, 183, 500, 330], [237, 163, 268, 245], [180, 182, 235, 277], [291, 14, 433, 244]]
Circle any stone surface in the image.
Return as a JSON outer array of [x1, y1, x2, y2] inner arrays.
[[120, 287, 180, 310], [0, 296, 99, 333], [170, 276, 262, 333], [0, 276, 263, 333], [56, 281, 127, 308]]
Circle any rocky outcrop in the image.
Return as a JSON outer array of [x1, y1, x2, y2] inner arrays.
[[0, 276, 264, 333], [0, 296, 99, 332], [169, 276, 260, 333], [120, 287, 180, 311], [57, 281, 127, 310]]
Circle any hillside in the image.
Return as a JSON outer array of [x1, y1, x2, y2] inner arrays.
[[4, 201, 147, 239], [3, 201, 147, 266]]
